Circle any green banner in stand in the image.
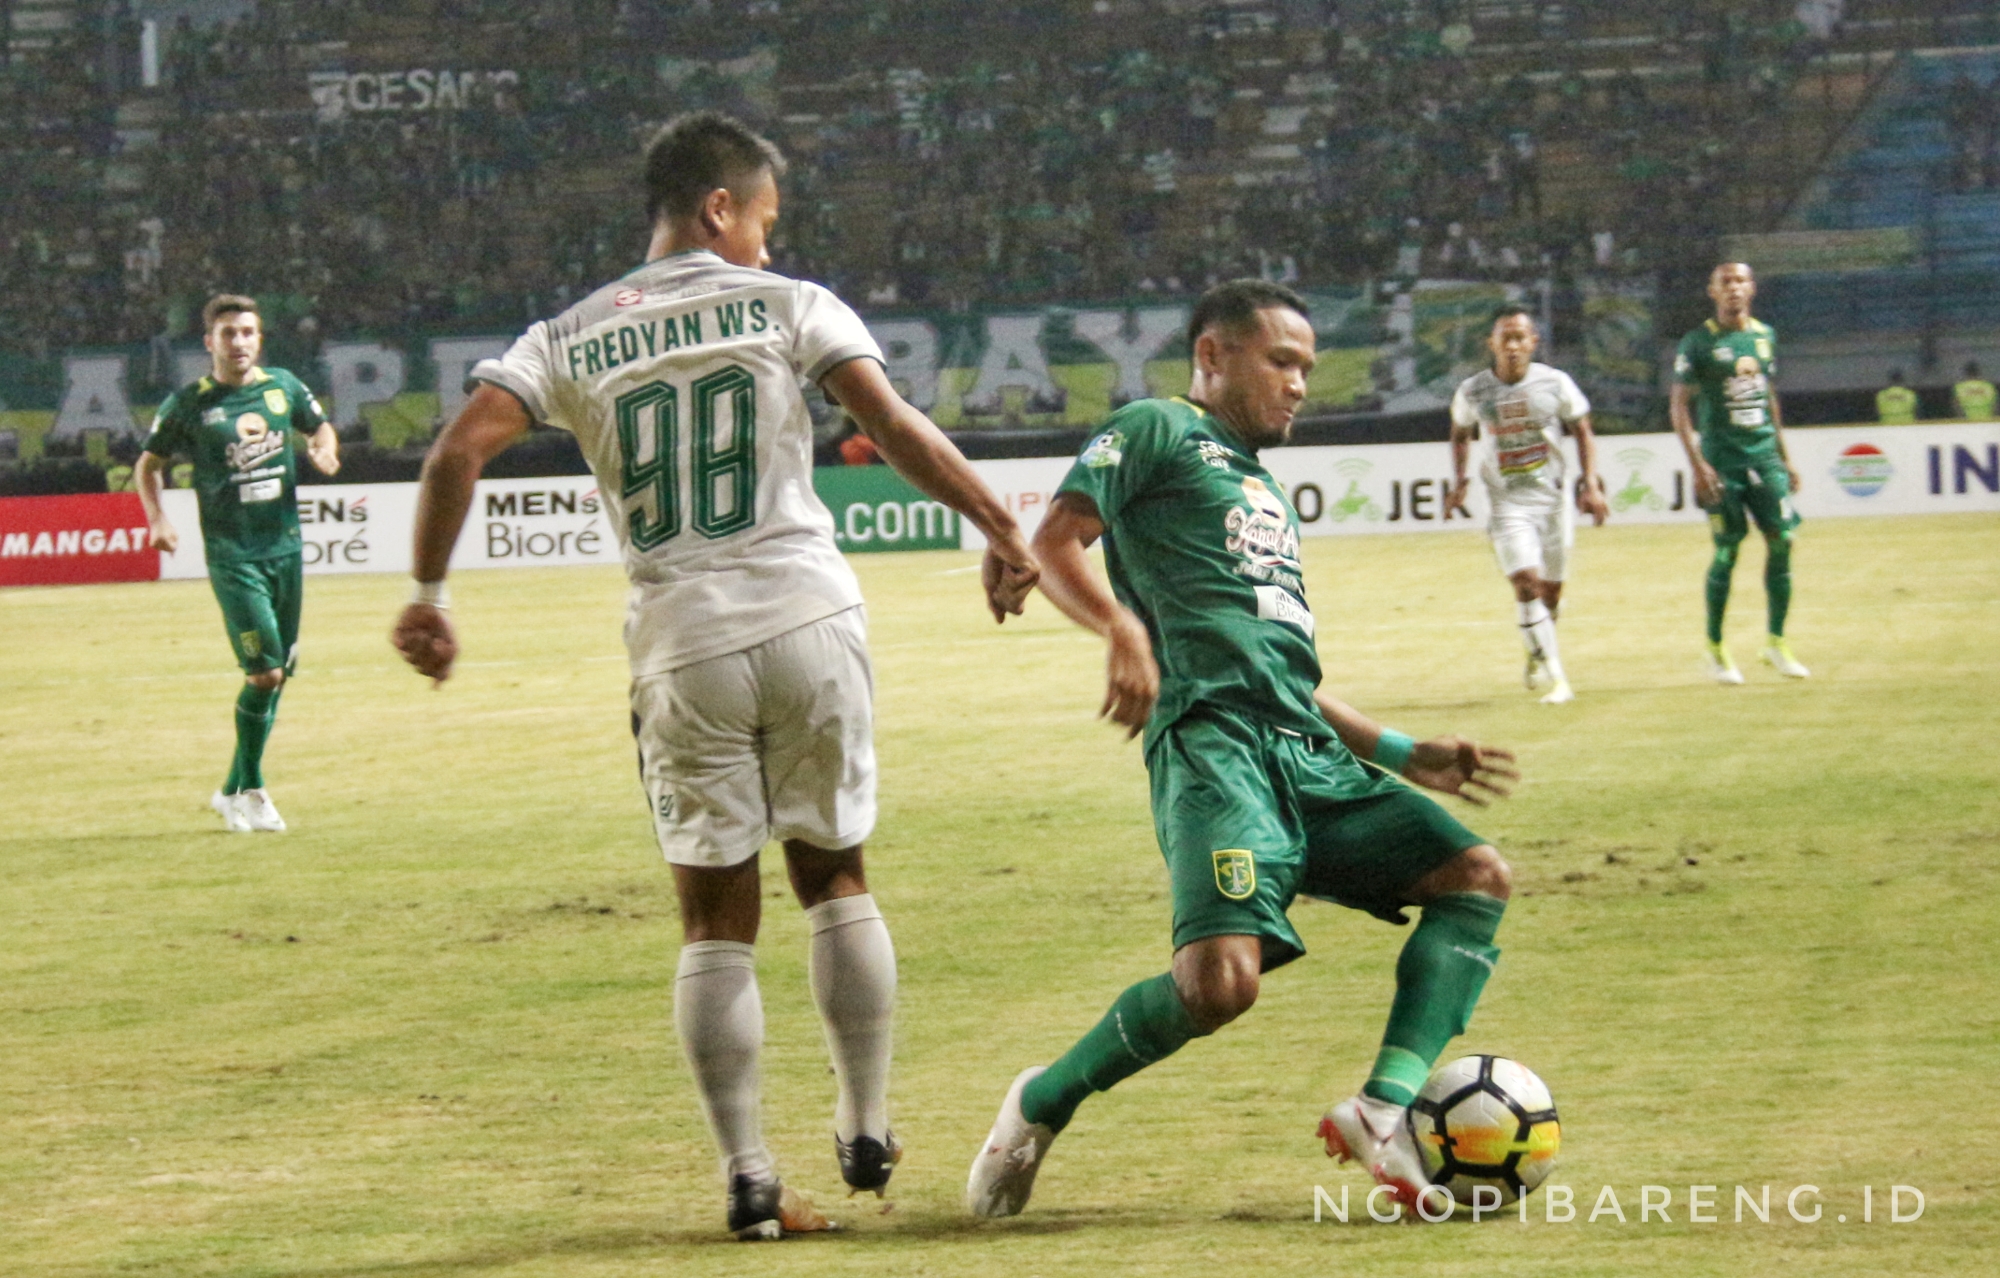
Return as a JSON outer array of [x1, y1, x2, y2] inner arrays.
[[814, 466, 961, 553]]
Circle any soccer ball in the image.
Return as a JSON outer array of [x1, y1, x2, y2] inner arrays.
[[1407, 1055, 1560, 1205]]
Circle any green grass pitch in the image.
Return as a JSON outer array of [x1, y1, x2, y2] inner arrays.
[[3, 513, 1995, 1277]]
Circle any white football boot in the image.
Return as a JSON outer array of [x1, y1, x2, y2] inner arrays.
[[1538, 679, 1575, 705], [1319, 1095, 1430, 1212], [1760, 637, 1810, 679], [238, 788, 287, 833], [967, 1066, 1056, 1218], [1705, 641, 1745, 685], [210, 790, 251, 834]]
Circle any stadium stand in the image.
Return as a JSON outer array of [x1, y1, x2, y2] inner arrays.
[[3, 0, 1999, 489]]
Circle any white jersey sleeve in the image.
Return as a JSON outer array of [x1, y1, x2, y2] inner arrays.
[[791, 281, 884, 382], [1554, 369, 1591, 423], [1450, 380, 1479, 432], [470, 322, 561, 428]]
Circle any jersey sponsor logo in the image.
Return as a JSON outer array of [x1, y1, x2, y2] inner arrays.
[[1497, 443, 1550, 475], [615, 288, 643, 307], [1253, 583, 1315, 637], [1498, 397, 1531, 422], [1212, 850, 1256, 901], [1723, 356, 1769, 430], [1833, 443, 1893, 497], [1195, 439, 1234, 470], [1239, 475, 1286, 520], [225, 413, 287, 471], [202, 407, 227, 426], [1713, 346, 1733, 363], [1225, 476, 1302, 569], [1079, 430, 1124, 468], [263, 388, 289, 416]]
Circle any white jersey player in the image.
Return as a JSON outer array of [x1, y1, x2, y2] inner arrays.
[[1446, 306, 1608, 704], [391, 112, 1038, 1240]]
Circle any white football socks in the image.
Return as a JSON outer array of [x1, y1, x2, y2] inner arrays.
[[806, 893, 897, 1143], [1517, 598, 1567, 684], [674, 939, 775, 1185]]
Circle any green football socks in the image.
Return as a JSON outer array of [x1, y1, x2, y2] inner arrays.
[[1363, 892, 1506, 1107], [1764, 539, 1792, 638], [1704, 542, 1737, 644], [225, 682, 280, 793], [1019, 972, 1200, 1134]]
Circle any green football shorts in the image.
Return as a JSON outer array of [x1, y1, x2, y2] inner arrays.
[[1706, 456, 1800, 547], [1147, 707, 1485, 971], [209, 553, 302, 676]]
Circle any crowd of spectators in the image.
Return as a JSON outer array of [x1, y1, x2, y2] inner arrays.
[[1945, 69, 2000, 191], [0, 0, 1939, 375]]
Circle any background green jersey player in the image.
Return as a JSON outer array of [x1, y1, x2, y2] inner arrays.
[[966, 281, 1521, 1218], [1670, 262, 1809, 682], [136, 294, 340, 832]]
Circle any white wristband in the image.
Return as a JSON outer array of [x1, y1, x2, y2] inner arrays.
[[411, 579, 450, 609]]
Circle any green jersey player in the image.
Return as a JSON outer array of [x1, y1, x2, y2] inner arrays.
[[1670, 262, 1808, 682], [966, 281, 1521, 1218], [136, 294, 340, 832]]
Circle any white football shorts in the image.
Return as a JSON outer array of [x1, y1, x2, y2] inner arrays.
[[1489, 500, 1574, 582], [631, 605, 876, 868]]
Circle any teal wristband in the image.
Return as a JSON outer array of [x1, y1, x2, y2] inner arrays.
[[1373, 729, 1416, 775]]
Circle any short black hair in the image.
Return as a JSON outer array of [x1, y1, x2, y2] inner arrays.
[[1491, 303, 1536, 328], [643, 111, 787, 225], [1887, 368, 1905, 383], [1187, 279, 1311, 350], [1966, 360, 1982, 378]]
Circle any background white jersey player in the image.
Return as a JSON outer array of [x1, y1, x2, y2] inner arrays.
[[391, 111, 1038, 1240], [1446, 305, 1608, 704]]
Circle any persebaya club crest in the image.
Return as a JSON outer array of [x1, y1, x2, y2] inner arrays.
[[1212, 849, 1256, 900]]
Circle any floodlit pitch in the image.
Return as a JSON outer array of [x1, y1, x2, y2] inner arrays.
[[2, 514, 1995, 1276]]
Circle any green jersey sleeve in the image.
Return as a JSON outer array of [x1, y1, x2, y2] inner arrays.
[[285, 372, 328, 434], [1673, 330, 1702, 385], [1056, 401, 1178, 522], [140, 390, 194, 458]]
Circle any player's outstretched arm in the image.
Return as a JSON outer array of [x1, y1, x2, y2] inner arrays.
[[391, 384, 530, 684], [135, 451, 179, 552], [1033, 493, 1157, 738], [1312, 690, 1518, 805], [1570, 415, 1609, 525], [303, 422, 340, 476], [820, 356, 1038, 622]]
